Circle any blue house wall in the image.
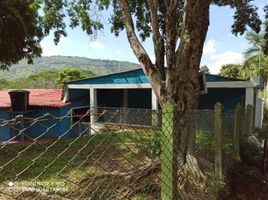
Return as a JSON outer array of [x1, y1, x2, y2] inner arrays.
[[0, 98, 89, 141], [199, 88, 245, 110], [0, 69, 252, 141], [0, 110, 10, 141], [68, 89, 89, 101], [23, 99, 88, 139], [67, 68, 246, 110], [68, 68, 241, 85]]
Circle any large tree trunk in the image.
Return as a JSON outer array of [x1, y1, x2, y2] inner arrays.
[[163, 0, 210, 157], [117, 0, 210, 199], [164, 1, 210, 198]]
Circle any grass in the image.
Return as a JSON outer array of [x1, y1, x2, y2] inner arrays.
[[0, 128, 221, 199], [0, 129, 159, 199]]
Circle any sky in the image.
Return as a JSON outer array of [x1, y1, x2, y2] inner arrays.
[[40, 1, 266, 74]]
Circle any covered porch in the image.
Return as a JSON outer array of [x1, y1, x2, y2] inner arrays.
[[65, 83, 160, 128]]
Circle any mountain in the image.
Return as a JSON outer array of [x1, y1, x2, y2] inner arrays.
[[0, 56, 140, 80]]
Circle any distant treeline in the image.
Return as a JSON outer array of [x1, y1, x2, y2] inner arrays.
[[0, 56, 140, 80], [0, 68, 95, 89]]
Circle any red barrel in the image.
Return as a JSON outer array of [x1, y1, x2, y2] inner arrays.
[[8, 90, 30, 111]]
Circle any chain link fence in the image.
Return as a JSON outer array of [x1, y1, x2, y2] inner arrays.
[[0, 106, 240, 199]]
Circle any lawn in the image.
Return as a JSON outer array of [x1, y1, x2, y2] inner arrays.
[[0, 128, 160, 199]]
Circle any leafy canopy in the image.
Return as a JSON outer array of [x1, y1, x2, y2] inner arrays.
[[200, 65, 210, 74], [0, 0, 103, 70], [0, 68, 95, 89], [241, 19, 268, 81], [57, 67, 95, 83], [219, 64, 243, 79], [1, 0, 268, 83], [0, 0, 43, 70]]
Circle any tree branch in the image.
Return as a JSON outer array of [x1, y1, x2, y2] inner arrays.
[[171, 0, 210, 101], [147, 0, 165, 79], [165, 0, 180, 98], [117, 0, 166, 105]]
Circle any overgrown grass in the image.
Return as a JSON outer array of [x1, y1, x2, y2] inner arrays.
[[0, 130, 158, 198]]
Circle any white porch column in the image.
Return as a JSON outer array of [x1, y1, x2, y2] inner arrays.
[[245, 88, 254, 108], [151, 89, 160, 127], [255, 96, 263, 128], [151, 89, 158, 110], [90, 88, 97, 124]]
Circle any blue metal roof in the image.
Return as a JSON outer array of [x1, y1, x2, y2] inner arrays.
[[67, 68, 242, 85]]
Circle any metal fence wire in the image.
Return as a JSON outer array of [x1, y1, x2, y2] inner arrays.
[[0, 107, 237, 200]]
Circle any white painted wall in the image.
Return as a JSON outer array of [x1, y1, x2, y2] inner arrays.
[[255, 96, 264, 128], [245, 88, 254, 108]]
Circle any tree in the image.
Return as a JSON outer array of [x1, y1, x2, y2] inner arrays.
[[28, 71, 60, 88], [219, 64, 243, 79], [244, 21, 268, 58], [242, 19, 268, 77], [242, 55, 268, 79], [57, 68, 94, 83], [37, 1, 266, 198], [242, 19, 268, 101], [0, 0, 43, 70], [200, 65, 210, 74], [3, 1, 267, 198]]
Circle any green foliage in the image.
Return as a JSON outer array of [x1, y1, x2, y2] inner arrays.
[[109, 0, 263, 40], [255, 126, 268, 140], [200, 65, 210, 74], [241, 21, 268, 81], [0, 67, 95, 89], [0, 79, 9, 89], [242, 54, 268, 81], [244, 21, 268, 58], [58, 68, 85, 83], [196, 132, 233, 153], [0, 0, 43, 70], [196, 132, 213, 152], [137, 130, 161, 157], [0, 56, 140, 80], [41, 0, 104, 43], [219, 64, 243, 79]]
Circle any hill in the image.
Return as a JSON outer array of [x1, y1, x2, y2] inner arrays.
[[0, 56, 140, 80]]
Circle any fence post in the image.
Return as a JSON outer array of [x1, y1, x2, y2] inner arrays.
[[161, 102, 175, 200], [233, 103, 241, 161], [214, 103, 223, 180], [245, 104, 254, 136]]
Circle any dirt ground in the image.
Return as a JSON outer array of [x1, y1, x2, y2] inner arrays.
[[0, 137, 58, 145], [223, 162, 268, 200]]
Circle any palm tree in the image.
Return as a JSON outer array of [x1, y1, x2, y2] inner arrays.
[[244, 21, 268, 58], [242, 55, 268, 79], [243, 21, 268, 104]]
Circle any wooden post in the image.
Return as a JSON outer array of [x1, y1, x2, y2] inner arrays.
[[233, 103, 241, 161], [161, 102, 175, 200], [215, 103, 222, 180], [245, 104, 254, 136]]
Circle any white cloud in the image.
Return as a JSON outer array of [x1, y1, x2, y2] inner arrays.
[[203, 39, 216, 55], [59, 37, 69, 44], [209, 51, 244, 74], [149, 54, 156, 63], [116, 50, 122, 55], [41, 43, 57, 56], [89, 41, 105, 49]]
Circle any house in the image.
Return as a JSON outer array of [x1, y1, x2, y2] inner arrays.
[[0, 68, 263, 141], [0, 89, 88, 141], [65, 68, 263, 126]]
